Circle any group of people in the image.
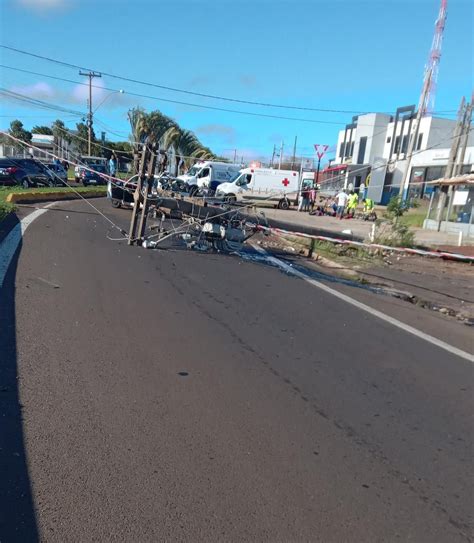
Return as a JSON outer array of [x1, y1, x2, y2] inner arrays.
[[297, 188, 376, 221], [334, 189, 375, 220], [297, 185, 318, 212]]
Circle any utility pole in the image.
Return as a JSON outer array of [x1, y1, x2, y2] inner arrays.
[[79, 70, 102, 156], [278, 140, 284, 169], [233, 149, 237, 163], [439, 94, 473, 230], [271, 144, 276, 168], [453, 92, 473, 177], [128, 142, 158, 245], [445, 96, 467, 179], [291, 136, 297, 170]]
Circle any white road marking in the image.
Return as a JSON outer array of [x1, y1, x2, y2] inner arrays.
[[0, 208, 49, 288], [252, 244, 474, 363]]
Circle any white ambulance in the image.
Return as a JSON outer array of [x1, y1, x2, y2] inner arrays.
[[177, 161, 241, 195], [215, 167, 299, 209]]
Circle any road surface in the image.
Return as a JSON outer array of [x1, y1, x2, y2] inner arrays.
[[1, 198, 473, 542]]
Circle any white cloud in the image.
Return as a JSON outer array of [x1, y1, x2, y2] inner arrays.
[[18, 0, 68, 8], [71, 78, 106, 105], [10, 82, 56, 100]]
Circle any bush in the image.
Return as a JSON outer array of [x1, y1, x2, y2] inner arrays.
[[373, 196, 416, 247]]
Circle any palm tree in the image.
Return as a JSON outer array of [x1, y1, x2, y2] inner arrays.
[[128, 107, 147, 146], [128, 107, 215, 174]]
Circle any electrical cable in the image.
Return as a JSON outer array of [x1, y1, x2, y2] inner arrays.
[[0, 53, 457, 117], [1, 63, 452, 128], [0, 46, 379, 114], [0, 87, 85, 117]]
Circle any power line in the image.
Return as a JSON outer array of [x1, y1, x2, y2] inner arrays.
[[0, 64, 459, 128], [0, 45, 373, 114], [0, 65, 357, 126], [0, 87, 85, 117], [0, 46, 458, 116]]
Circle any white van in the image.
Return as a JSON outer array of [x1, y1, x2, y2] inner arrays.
[[215, 167, 299, 209], [177, 161, 241, 195]]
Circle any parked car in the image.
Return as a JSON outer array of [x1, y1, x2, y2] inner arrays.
[[0, 157, 55, 188], [74, 156, 108, 182], [81, 164, 108, 186], [44, 163, 68, 186]]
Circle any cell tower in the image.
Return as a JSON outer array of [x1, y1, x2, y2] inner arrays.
[[418, 0, 448, 116], [398, 0, 448, 197]]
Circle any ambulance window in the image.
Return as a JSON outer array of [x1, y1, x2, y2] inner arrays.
[[235, 174, 249, 187], [199, 168, 210, 177]]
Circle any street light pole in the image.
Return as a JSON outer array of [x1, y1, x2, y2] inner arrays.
[[79, 70, 102, 155]]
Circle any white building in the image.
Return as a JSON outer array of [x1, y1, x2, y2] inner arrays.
[[0, 133, 76, 161], [326, 106, 474, 204]]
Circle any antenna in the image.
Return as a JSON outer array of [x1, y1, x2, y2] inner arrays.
[[419, 0, 448, 116]]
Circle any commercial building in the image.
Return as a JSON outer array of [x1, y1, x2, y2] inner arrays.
[[324, 106, 474, 204]]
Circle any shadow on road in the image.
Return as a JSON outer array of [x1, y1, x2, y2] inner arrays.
[[0, 214, 39, 541]]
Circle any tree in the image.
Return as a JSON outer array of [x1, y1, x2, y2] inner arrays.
[[127, 107, 215, 174], [8, 120, 32, 150], [31, 125, 53, 135], [52, 120, 70, 143], [74, 122, 96, 155]]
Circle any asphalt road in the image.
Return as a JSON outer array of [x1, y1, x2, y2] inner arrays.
[[1, 198, 473, 542]]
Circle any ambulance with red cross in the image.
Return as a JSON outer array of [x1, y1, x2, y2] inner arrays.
[[215, 167, 299, 209]]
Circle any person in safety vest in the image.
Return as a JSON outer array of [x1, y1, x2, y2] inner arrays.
[[347, 190, 359, 218], [362, 198, 377, 220]]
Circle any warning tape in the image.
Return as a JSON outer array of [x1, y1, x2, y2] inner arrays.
[[254, 224, 474, 263]]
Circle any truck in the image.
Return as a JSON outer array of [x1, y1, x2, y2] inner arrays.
[[177, 161, 241, 196], [215, 167, 299, 209]]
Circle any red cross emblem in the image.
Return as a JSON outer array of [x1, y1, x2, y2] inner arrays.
[[282, 178, 290, 187]]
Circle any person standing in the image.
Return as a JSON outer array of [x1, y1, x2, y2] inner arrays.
[[347, 190, 359, 218], [108, 154, 117, 177], [298, 185, 309, 212], [335, 189, 348, 219], [309, 185, 317, 212]]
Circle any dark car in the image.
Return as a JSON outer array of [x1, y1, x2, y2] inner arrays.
[[44, 163, 68, 186], [0, 157, 55, 188], [81, 164, 108, 186]]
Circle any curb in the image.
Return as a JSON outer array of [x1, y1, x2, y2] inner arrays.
[[5, 190, 106, 204]]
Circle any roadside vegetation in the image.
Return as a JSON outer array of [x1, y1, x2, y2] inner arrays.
[[374, 196, 417, 247]]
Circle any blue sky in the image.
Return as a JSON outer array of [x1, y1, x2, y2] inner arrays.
[[0, 0, 472, 163]]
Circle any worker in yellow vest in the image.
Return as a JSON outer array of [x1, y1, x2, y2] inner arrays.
[[362, 197, 377, 221], [347, 191, 359, 218]]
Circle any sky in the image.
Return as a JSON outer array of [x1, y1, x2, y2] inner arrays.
[[0, 0, 472, 164]]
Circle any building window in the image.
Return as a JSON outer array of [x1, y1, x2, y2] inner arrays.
[[394, 136, 401, 154], [357, 136, 367, 164], [415, 133, 423, 151], [345, 141, 354, 158], [401, 135, 409, 154]]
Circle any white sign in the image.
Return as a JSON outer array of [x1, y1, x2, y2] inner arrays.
[[453, 190, 469, 206]]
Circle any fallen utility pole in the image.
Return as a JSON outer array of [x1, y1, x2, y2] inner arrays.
[[128, 142, 157, 245]]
